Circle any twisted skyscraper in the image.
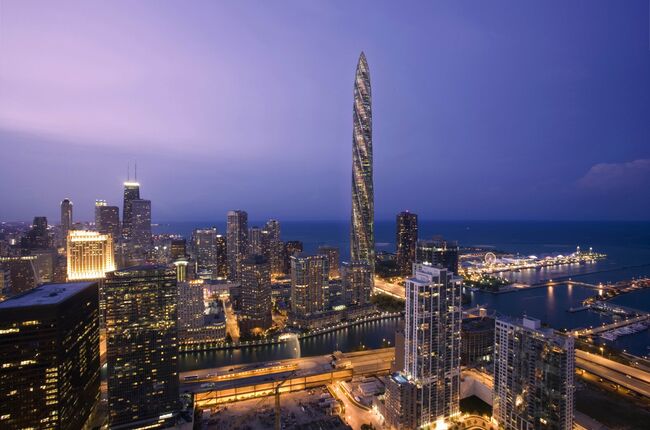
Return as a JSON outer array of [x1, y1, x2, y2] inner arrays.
[[351, 52, 374, 275]]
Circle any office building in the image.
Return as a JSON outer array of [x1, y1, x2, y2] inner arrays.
[[121, 181, 140, 241], [493, 317, 575, 430], [265, 219, 283, 275], [341, 260, 372, 306], [317, 245, 340, 279], [96, 200, 120, 241], [403, 264, 462, 428], [22, 216, 50, 249], [351, 52, 375, 276], [290, 254, 329, 317], [130, 199, 152, 250], [239, 255, 272, 334], [416, 238, 459, 274], [60, 198, 73, 246], [283, 240, 303, 274], [0, 282, 100, 430], [105, 265, 180, 429], [0, 255, 37, 295], [0, 268, 9, 300], [396, 211, 418, 276], [67, 230, 116, 280], [226, 210, 248, 281], [192, 228, 220, 279], [461, 317, 495, 367], [30, 249, 57, 283], [170, 238, 187, 261]]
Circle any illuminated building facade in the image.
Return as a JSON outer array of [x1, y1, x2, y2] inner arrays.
[[96, 200, 120, 241], [351, 52, 375, 276], [265, 219, 283, 275], [396, 211, 418, 276], [494, 317, 575, 430], [416, 238, 459, 274], [105, 265, 180, 429], [341, 260, 372, 306], [60, 198, 73, 246], [239, 254, 272, 334], [0, 282, 100, 430], [290, 254, 329, 317], [67, 230, 116, 280], [317, 245, 340, 279], [403, 264, 462, 428], [226, 210, 248, 281]]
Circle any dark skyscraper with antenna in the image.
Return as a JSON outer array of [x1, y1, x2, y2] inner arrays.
[[351, 52, 374, 276]]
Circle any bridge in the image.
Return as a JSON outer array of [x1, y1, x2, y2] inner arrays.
[[573, 314, 650, 336], [575, 349, 650, 398]]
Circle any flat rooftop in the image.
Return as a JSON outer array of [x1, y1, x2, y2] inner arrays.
[[0, 282, 95, 309]]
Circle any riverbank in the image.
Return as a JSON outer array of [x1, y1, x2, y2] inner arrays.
[[179, 312, 401, 353]]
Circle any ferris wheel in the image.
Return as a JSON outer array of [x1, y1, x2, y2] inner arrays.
[[484, 252, 497, 265]]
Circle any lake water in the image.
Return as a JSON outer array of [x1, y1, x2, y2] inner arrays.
[[158, 221, 650, 369]]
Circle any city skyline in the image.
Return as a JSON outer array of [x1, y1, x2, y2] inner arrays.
[[1, 2, 649, 222]]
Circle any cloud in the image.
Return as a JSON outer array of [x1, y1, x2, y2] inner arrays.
[[576, 159, 650, 192]]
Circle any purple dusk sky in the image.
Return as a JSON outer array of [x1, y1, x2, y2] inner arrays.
[[1, 1, 649, 222]]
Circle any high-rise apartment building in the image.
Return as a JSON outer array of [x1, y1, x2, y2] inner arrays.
[[60, 198, 73, 246], [121, 181, 140, 240], [215, 234, 228, 278], [239, 255, 272, 334], [96, 200, 120, 241], [283, 240, 303, 274], [341, 260, 372, 306], [290, 254, 329, 317], [226, 210, 248, 281], [317, 245, 340, 279], [416, 238, 459, 274], [493, 317, 575, 430], [396, 211, 418, 276], [105, 265, 180, 429], [265, 219, 283, 275], [249, 226, 272, 262], [67, 230, 116, 280], [0, 282, 100, 430], [351, 52, 375, 276], [403, 264, 462, 428]]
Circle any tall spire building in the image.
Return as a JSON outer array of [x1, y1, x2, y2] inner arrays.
[[351, 52, 375, 276]]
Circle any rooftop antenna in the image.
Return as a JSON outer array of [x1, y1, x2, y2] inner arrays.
[[135, 162, 138, 181], [127, 162, 130, 181]]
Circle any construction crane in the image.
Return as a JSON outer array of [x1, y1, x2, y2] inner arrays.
[[274, 370, 297, 430]]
